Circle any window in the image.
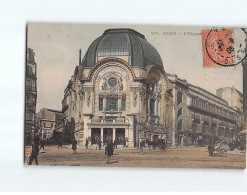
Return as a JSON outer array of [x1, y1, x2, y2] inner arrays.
[[108, 78, 117, 87], [177, 92, 182, 105], [44, 123, 46, 127], [106, 98, 118, 111], [177, 120, 183, 131], [121, 98, 126, 111], [177, 108, 182, 119], [150, 99, 155, 114], [26, 79, 35, 91], [99, 98, 103, 111], [26, 112, 33, 120]]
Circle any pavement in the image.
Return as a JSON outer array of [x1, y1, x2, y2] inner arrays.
[[25, 145, 246, 169]]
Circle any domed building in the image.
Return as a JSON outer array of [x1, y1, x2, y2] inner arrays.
[[61, 28, 243, 148], [62, 28, 173, 147]]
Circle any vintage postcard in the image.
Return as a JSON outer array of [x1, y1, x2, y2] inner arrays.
[[25, 24, 246, 168]]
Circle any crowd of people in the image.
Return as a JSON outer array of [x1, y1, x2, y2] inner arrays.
[[27, 136, 118, 165]]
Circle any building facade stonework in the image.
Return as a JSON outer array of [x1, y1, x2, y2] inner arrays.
[[62, 28, 244, 147], [169, 75, 244, 147], [25, 48, 37, 145], [62, 29, 173, 147]]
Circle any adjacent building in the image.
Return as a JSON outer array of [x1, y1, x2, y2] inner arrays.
[[216, 87, 243, 112], [61, 28, 244, 147], [25, 48, 37, 145], [169, 75, 243, 146], [36, 108, 63, 140]]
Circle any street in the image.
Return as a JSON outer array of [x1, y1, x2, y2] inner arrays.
[[25, 145, 246, 169]]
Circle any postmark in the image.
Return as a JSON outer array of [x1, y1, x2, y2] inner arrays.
[[202, 28, 247, 67]]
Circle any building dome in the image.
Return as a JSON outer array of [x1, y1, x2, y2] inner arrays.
[[81, 28, 163, 68]]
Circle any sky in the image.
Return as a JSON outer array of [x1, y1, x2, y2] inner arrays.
[[27, 23, 243, 112]]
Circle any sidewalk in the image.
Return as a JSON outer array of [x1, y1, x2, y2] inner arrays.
[[228, 149, 246, 155]]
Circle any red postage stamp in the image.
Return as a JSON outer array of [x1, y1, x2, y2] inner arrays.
[[202, 28, 234, 67]]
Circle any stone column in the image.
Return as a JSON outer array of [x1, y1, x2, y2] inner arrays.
[[101, 128, 103, 143], [181, 135, 184, 146], [126, 115, 134, 147], [118, 97, 121, 118], [155, 99, 158, 116], [88, 128, 91, 145], [172, 84, 177, 147], [113, 128, 116, 141], [83, 114, 92, 142], [147, 98, 150, 113]]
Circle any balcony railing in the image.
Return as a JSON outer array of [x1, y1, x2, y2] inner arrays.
[[190, 98, 235, 122], [26, 103, 35, 110], [91, 117, 126, 123], [26, 86, 36, 92]]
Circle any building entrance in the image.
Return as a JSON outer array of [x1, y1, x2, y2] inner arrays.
[[115, 128, 125, 144], [153, 135, 159, 142], [91, 128, 101, 144], [103, 128, 113, 144]]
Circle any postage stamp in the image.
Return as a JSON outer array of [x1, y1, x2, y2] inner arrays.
[[202, 28, 247, 67]]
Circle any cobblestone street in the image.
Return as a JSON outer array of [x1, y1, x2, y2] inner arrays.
[[25, 145, 246, 169]]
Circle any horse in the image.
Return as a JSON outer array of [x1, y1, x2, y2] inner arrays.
[[208, 143, 229, 157]]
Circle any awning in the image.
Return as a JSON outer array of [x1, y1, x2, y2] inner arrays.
[[237, 129, 247, 136]]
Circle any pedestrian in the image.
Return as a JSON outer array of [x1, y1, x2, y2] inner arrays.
[[34, 135, 40, 146], [85, 138, 89, 149], [40, 139, 45, 150], [98, 140, 102, 150], [105, 141, 114, 164], [114, 139, 117, 149], [72, 138, 77, 154], [28, 140, 39, 165], [140, 140, 144, 155], [58, 139, 62, 148], [123, 139, 126, 148]]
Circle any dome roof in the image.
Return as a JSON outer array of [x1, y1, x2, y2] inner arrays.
[[81, 28, 163, 68]]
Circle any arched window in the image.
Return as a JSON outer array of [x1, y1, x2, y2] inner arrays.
[[121, 98, 126, 111], [177, 108, 182, 119], [99, 98, 103, 111], [150, 99, 155, 114], [177, 119, 183, 131], [106, 98, 118, 111], [177, 92, 182, 106]]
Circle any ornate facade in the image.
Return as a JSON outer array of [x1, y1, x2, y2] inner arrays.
[[62, 28, 243, 148], [62, 29, 172, 147]]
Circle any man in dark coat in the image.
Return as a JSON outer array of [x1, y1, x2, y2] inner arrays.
[[85, 138, 89, 149], [123, 139, 126, 148], [58, 139, 63, 148], [40, 140, 45, 150], [114, 139, 117, 149], [28, 141, 39, 165], [98, 140, 102, 150], [34, 135, 40, 146], [72, 138, 77, 154], [105, 141, 114, 164], [140, 140, 144, 155]]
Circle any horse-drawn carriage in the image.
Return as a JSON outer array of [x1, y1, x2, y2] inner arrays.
[[208, 141, 229, 157], [145, 139, 167, 149]]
